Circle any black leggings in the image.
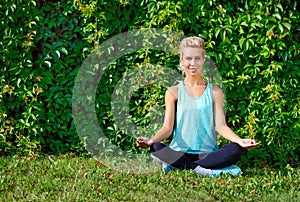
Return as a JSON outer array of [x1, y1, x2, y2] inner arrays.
[[150, 142, 246, 169]]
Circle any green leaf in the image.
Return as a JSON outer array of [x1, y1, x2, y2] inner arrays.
[[215, 27, 221, 38], [245, 40, 249, 50], [256, 15, 262, 21], [239, 37, 245, 49], [221, 30, 226, 41], [42, 76, 52, 85], [277, 3, 283, 12], [58, 47, 68, 55], [53, 50, 61, 60], [44, 61, 51, 68], [239, 26, 244, 34], [17, 78, 21, 87], [273, 13, 281, 20], [278, 24, 284, 33], [282, 22, 291, 30]]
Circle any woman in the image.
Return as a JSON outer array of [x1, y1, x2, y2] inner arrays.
[[136, 36, 258, 177]]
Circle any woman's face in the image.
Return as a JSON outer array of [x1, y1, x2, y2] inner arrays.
[[181, 47, 204, 76]]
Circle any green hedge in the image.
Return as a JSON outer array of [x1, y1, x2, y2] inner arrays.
[[1, 0, 299, 167]]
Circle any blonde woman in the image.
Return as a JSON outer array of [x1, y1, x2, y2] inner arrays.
[[136, 36, 258, 177]]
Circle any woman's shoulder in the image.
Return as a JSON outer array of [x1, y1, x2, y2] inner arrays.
[[168, 84, 179, 92], [166, 84, 179, 101], [211, 85, 224, 101], [212, 85, 223, 93]]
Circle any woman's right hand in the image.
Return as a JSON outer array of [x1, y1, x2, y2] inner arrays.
[[238, 139, 259, 150], [136, 137, 153, 148]]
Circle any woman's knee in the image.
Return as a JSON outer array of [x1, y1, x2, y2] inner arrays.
[[224, 142, 246, 155], [150, 142, 166, 153], [232, 143, 247, 156]]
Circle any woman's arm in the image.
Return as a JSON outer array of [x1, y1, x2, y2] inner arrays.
[[212, 86, 258, 149], [136, 86, 177, 148]]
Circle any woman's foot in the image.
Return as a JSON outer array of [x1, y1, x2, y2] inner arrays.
[[194, 165, 212, 176], [194, 165, 242, 177]]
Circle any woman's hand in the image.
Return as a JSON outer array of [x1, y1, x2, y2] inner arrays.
[[136, 137, 153, 148], [238, 139, 259, 150]]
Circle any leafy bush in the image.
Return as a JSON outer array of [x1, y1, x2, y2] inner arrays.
[[0, 0, 90, 155], [0, 0, 299, 167]]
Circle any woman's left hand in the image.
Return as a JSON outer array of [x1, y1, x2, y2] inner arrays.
[[136, 137, 153, 148], [238, 139, 259, 150]]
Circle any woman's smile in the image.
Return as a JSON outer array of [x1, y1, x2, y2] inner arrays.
[[188, 66, 198, 73]]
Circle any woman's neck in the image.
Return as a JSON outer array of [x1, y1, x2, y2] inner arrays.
[[184, 75, 206, 86]]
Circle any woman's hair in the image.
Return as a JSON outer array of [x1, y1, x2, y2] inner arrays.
[[179, 36, 206, 60]]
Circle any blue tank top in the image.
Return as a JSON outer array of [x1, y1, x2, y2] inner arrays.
[[169, 81, 218, 154]]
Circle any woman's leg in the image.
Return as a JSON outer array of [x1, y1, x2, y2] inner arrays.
[[150, 142, 196, 169], [194, 143, 247, 169]]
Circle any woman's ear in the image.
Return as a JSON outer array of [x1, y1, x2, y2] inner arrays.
[[200, 55, 205, 65], [179, 58, 184, 67]]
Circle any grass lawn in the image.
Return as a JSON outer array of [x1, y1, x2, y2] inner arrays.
[[1, 156, 299, 201]]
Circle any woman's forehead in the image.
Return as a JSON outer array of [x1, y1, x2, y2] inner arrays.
[[182, 47, 203, 56]]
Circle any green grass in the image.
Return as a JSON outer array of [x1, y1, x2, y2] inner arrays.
[[1, 156, 299, 202]]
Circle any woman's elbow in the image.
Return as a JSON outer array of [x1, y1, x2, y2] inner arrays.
[[162, 125, 173, 136], [215, 124, 227, 134]]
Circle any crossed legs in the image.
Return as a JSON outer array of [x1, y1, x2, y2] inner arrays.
[[150, 142, 246, 169]]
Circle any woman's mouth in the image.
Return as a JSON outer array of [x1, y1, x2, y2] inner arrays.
[[189, 67, 198, 73]]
